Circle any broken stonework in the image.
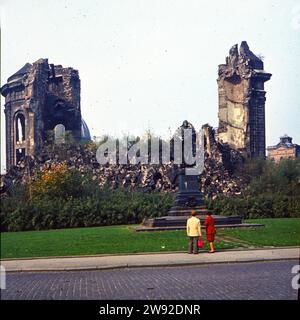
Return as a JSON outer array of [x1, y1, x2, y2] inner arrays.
[[1, 126, 247, 200], [0, 59, 91, 170], [1, 42, 271, 199], [217, 41, 271, 158]]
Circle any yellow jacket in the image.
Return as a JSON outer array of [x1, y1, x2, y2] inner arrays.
[[186, 216, 202, 237]]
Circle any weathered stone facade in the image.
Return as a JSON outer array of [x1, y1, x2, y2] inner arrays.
[[217, 41, 271, 158], [267, 135, 300, 163], [1, 59, 82, 169], [1, 42, 274, 198]]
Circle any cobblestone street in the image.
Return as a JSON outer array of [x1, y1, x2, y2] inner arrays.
[[1, 260, 298, 300]]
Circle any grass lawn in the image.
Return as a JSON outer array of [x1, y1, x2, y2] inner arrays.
[[1, 218, 299, 259], [217, 218, 300, 247]]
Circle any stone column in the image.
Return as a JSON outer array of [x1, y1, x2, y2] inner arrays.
[[217, 41, 271, 158]]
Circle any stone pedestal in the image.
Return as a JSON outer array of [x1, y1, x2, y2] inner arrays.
[[168, 174, 205, 216], [141, 172, 242, 230], [175, 175, 204, 205]]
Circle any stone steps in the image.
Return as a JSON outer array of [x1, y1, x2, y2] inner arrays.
[[135, 223, 264, 232], [143, 214, 242, 228]]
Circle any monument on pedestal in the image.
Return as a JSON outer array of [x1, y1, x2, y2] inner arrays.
[[168, 120, 206, 215], [140, 120, 243, 231]]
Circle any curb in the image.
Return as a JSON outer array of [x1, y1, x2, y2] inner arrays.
[[1, 246, 299, 262], [1, 247, 300, 273], [3, 257, 299, 273]]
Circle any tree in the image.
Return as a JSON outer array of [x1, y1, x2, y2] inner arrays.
[[30, 163, 86, 199]]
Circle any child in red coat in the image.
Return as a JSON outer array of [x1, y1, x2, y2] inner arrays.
[[204, 211, 216, 253]]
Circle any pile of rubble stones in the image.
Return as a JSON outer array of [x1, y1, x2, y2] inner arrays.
[[1, 126, 247, 199]]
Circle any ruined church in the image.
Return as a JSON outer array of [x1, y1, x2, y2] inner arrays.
[[1, 41, 271, 170], [217, 41, 271, 157], [1, 59, 91, 169]]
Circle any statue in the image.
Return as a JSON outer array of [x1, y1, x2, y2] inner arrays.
[[170, 120, 204, 211]]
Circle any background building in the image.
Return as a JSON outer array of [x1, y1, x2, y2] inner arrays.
[[267, 135, 300, 162]]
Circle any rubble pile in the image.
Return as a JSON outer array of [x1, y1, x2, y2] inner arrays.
[[1, 126, 247, 199]]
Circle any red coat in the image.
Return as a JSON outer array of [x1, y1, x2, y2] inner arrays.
[[204, 215, 216, 242]]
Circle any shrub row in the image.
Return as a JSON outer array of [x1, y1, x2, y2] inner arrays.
[[206, 194, 300, 219], [1, 158, 299, 231], [0, 188, 174, 232]]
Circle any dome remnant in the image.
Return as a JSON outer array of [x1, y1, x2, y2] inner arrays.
[[81, 118, 91, 140]]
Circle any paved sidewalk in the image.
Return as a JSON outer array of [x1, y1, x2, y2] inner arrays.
[[2, 260, 298, 300], [1, 247, 299, 272]]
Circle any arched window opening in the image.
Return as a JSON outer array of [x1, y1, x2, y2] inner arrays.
[[16, 114, 25, 142], [54, 124, 66, 144]]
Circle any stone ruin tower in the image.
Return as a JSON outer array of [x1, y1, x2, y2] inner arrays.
[[217, 41, 272, 158], [1, 59, 82, 169]]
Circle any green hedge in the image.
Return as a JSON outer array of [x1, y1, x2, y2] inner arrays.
[[207, 158, 300, 219], [206, 194, 300, 219], [1, 158, 299, 231], [0, 188, 174, 232]]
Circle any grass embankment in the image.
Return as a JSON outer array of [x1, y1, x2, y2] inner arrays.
[[1, 218, 299, 259]]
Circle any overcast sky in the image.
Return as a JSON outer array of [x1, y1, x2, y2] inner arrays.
[[1, 0, 300, 172]]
